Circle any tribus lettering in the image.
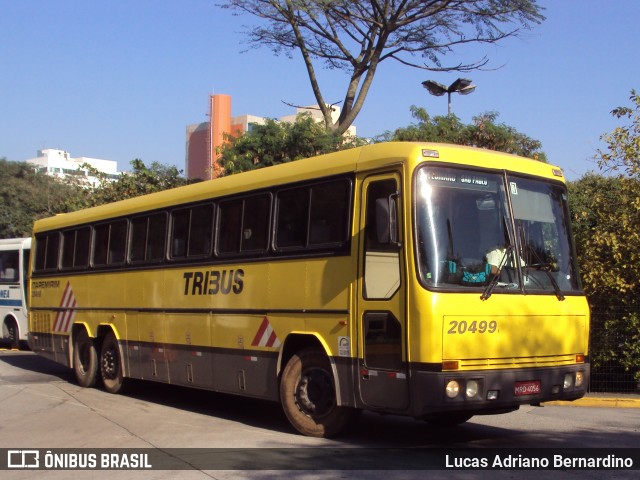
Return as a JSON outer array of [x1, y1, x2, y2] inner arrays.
[[183, 269, 244, 296]]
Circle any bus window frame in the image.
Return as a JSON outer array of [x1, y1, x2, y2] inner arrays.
[[215, 192, 273, 258], [169, 202, 215, 261], [273, 177, 353, 254]]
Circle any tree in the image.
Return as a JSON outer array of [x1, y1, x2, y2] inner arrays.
[[219, 112, 365, 174], [596, 89, 640, 179], [221, 0, 544, 135], [0, 158, 193, 239], [0, 159, 86, 238], [381, 106, 547, 160], [568, 90, 640, 387], [83, 159, 194, 206], [569, 174, 640, 388]]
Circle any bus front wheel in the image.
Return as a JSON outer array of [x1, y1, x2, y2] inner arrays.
[[280, 347, 357, 438], [100, 331, 125, 394], [73, 329, 98, 388]]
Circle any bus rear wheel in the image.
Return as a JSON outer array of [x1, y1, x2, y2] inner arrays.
[[73, 329, 98, 388], [100, 331, 125, 394], [280, 347, 357, 438]]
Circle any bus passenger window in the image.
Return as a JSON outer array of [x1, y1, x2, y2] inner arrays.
[[276, 188, 310, 249], [75, 227, 90, 268], [188, 204, 214, 256], [309, 180, 350, 245], [35, 232, 60, 272], [93, 225, 110, 266], [108, 221, 127, 265], [129, 217, 148, 262], [171, 209, 190, 258], [218, 200, 243, 254], [61, 227, 90, 270], [241, 195, 270, 252], [170, 204, 213, 258], [0, 251, 19, 281], [147, 214, 167, 261]]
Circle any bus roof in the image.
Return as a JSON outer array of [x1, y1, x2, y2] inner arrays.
[[0, 237, 32, 248], [32, 142, 565, 233]]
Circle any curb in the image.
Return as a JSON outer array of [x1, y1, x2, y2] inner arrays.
[[543, 395, 640, 409]]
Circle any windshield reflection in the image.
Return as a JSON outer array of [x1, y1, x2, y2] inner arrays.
[[415, 166, 581, 295]]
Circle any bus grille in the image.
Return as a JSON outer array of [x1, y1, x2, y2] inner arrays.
[[459, 354, 578, 369]]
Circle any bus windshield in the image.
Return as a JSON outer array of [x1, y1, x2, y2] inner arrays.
[[415, 165, 581, 295]]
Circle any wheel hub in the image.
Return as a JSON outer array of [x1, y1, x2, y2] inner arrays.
[[295, 368, 334, 417]]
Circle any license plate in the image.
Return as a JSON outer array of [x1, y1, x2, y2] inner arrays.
[[514, 380, 541, 396]]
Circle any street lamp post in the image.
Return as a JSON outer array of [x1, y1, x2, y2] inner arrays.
[[421, 78, 476, 115]]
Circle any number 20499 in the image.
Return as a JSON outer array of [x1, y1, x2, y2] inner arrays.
[[447, 320, 497, 334]]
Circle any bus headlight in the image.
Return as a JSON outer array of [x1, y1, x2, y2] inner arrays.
[[446, 380, 460, 398], [563, 373, 574, 390], [465, 380, 479, 399], [575, 371, 584, 388]]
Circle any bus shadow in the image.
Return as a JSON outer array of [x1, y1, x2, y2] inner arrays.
[[120, 378, 519, 447], [0, 351, 546, 448], [0, 350, 73, 383]]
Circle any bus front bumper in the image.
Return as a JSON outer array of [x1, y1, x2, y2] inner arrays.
[[409, 363, 590, 418]]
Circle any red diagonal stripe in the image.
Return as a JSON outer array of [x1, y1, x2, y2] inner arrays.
[[265, 330, 278, 348], [59, 282, 72, 308], [251, 317, 269, 346]]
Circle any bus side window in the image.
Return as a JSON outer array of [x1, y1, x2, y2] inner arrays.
[[275, 179, 351, 251], [93, 224, 110, 266], [0, 251, 19, 281], [171, 208, 190, 258], [241, 194, 270, 252], [108, 220, 127, 265], [61, 227, 90, 270], [34, 232, 60, 272], [309, 180, 350, 245], [188, 204, 214, 256], [170, 204, 214, 259], [147, 214, 167, 261], [276, 187, 310, 249]]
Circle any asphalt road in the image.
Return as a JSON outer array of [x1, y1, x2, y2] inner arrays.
[[1, 349, 639, 480]]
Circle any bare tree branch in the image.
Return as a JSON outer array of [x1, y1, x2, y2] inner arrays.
[[220, 0, 545, 134]]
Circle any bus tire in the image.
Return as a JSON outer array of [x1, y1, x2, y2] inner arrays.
[[100, 331, 125, 394], [280, 347, 356, 438], [73, 329, 98, 388], [423, 412, 473, 427], [3, 318, 20, 350]]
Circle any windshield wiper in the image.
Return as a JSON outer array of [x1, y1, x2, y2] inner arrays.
[[481, 244, 517, 301], [524, 245, 565, 301]]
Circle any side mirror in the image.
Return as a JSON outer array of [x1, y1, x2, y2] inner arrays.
[[375, 193, 401, 246]]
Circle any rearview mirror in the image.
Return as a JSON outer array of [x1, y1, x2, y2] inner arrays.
[[375, 193, 400, 246]]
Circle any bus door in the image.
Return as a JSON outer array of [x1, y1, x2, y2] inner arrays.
[[357, 173, 409, 411]]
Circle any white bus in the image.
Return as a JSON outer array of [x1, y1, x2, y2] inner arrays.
[[1, 237, 31, 349]]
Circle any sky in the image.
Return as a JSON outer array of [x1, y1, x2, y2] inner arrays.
[[1, 0, 639, 181]]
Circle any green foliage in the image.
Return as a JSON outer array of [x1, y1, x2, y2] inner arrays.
[[0, 159, 86, 238], [381, 107, 547, 161], [218, 113, 366, 174], [83, 159, 193, 206], [596, 90, 640, 179], [569, 89, 640, 384], [0, 158, 192, 239], [569, 175, 640, 301]]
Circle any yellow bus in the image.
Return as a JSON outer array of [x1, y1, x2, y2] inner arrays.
[[28, 142, 589, 437]]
